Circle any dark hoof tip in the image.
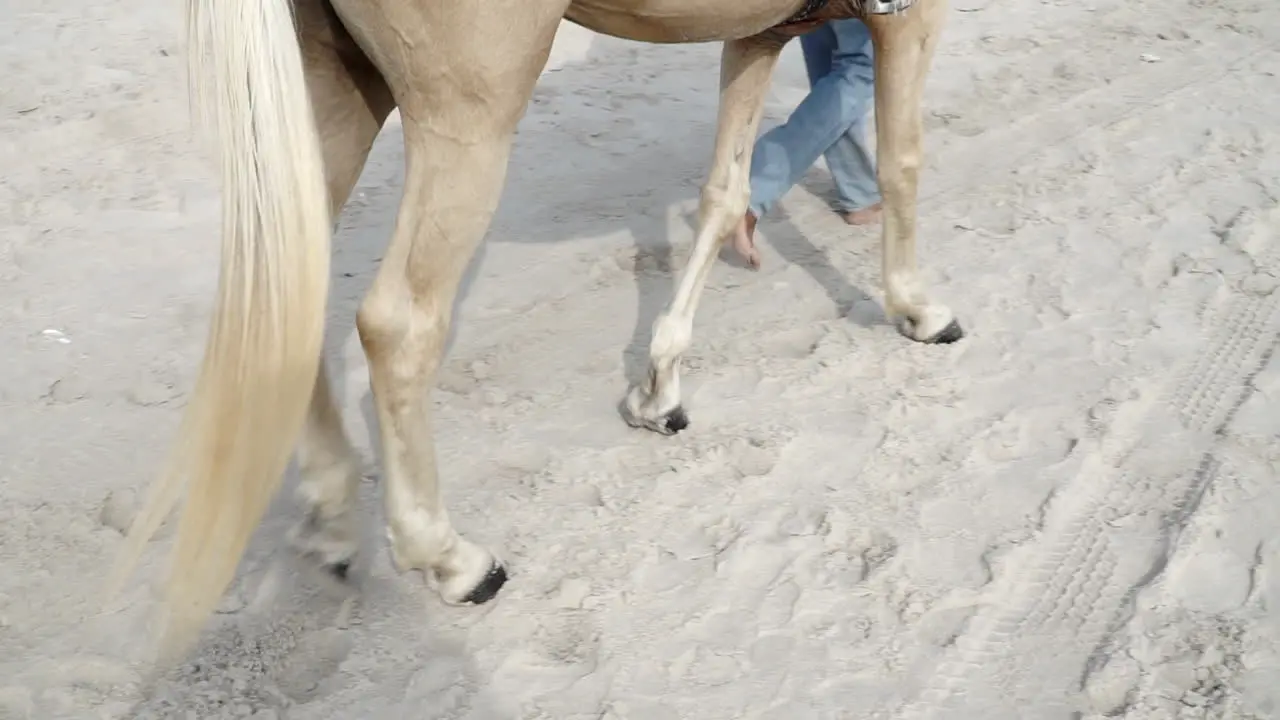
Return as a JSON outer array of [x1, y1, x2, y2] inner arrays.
[[927, 319, 965, 345], [620, 398, 690, 436], [327, 560, 352, 582], [664, 406, 690, 433], [462, 563, 508, 605]]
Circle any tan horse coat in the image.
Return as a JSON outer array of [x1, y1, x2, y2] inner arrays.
[[109, 0, 960, 660]]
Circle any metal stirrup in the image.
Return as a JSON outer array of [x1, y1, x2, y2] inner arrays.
[[863, 0, 916, 14]]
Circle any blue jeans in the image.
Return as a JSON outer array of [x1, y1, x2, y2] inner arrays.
[[748, 19, 879, 218]]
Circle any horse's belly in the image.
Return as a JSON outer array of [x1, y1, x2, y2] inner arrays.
[[564, 0, 802, 43]]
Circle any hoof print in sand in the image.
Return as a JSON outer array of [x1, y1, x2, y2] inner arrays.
[[274, 628, 355, 704], [858, 530, 899, 577], [731, 439, 778, 479]]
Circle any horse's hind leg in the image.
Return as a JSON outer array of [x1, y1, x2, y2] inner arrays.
[[624, 37, 785, 434], [292, 359, 365, 577], [288, 0, 396, 577], [866, 0, 962, 344], [334, 0, 566, 604]]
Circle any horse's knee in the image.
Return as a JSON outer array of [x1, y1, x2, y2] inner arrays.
[[876, 148, 921, 196], [649, 312, 693, 364], [357, 284, 448, 381], [699, 177, 751, 228]]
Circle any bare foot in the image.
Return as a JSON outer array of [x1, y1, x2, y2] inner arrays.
[[731, 210, 761, 270], [842, 202, 883, 226]]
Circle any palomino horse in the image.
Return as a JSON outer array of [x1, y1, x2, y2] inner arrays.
[[111, 0, 963, 656]]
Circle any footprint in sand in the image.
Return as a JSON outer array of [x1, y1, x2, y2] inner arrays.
[[1165, 546, 1255, 615], [908, 536, 992, 591], [398, 652, 474, 717], [757, 325, 828, 360], [1263, 540, 1280, 615], [273, 627, 355, 703]]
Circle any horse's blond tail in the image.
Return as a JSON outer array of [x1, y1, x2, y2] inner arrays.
[[108, 0, 330, 660]]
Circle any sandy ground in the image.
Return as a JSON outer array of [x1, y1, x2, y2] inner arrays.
[[3, 0, 1280, 718]]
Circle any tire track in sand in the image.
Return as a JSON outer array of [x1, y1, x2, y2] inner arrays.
[[899, 206, 1280, 719]]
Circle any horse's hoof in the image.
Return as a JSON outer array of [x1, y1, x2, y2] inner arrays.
[[460, 563, 508, 605], [662, 405, 690, 433], [326, 559, 353, 582], [925, 318, 965, 345], [290, 510, 360, 583], [898, 314, 965, 345], [623, 400, 689, 435]]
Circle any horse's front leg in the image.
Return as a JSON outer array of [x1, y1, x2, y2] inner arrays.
[[866, 0, 963, 344], [624, 36, 785, 435]]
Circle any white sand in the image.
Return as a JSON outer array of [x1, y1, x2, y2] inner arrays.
[[3, 0, 1280, 717]]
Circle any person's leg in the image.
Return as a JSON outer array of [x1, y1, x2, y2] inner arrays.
[[733, 20, 880, 264], [819, 20, 881, 223], [826, 120, 882, 224], [826, 117, 882, 224], [744, 21, 876, 220], [741, 25, 835, 225], [800, 23, 836, 86]]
